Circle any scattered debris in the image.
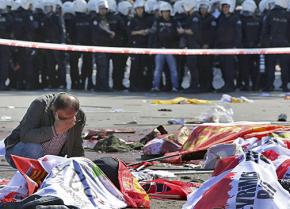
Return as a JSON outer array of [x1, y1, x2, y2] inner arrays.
[[94, 135, 143, 152], [0, 116, 12, 122], [143, 137, 181, 156], [140, 125, 168, 145], [132, 169, 176, 181], [158, 108, 172, 112], [167, 119, 185, 125], [278, 114, 287, 122], [82, 105, 112, 109], [260, 92, 271, 97], [83, 128, 136, 139], [142, 127, 190, 156], [199, 103, 234, 123], [220, 94, 254, 103]]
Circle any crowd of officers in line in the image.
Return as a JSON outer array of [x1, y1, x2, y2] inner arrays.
[[0, 0, 289, 93]]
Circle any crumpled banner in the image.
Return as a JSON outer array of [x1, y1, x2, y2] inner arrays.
[[36, 156, 127, 209], [183, 134, 290, 209], [151, 97, 212, 105], [183, 152, 290, 209], [0, 155, 128, 209], [181, 124, 286, 153]]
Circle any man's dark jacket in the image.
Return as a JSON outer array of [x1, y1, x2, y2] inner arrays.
[[4, 93, 86, 157]]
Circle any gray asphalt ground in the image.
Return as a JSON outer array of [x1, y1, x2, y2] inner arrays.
[[0, 90, 290, 208]]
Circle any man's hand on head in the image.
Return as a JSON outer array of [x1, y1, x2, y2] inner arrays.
[[54, 112, 76, 135]]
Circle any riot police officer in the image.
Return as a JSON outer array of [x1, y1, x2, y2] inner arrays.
[[179, 0, 201, 93], [72, 0, 93, 90], [41, 0, 65, 89], [239, 0, 261, 91], [63, 1, 78, 89], [91, 0, 121, 91], [0, 0, 12, 90], [215, 0, 241, 92], [261, 0, 290, 92], [197, 0, 216, 92], [11, 0, 34, 90], [127, 0, 154, 91], [31, 0, 45, 89]]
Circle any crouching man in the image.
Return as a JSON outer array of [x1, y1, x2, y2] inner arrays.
[[4, 92, 86, 167]]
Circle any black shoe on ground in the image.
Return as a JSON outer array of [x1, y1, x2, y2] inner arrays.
[[262, 87, 274, 92], [183, 87, 201, 94], [216, 86, 235, 93]]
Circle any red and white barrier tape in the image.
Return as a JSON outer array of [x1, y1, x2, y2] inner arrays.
[[0, 38, 290, 55]]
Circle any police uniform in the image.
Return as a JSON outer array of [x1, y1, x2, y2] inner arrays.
[[91, 13, 119, 91], [239, 12, 261, 91], [174, 13, 187, 89], [216, 12, 242, 92], [183, 12, 201, 92], [261, 5, 290, 92], [0, 11, 12, 90], [11, 7, 34, 90], [110, 13, 128, 90], [54, 11, 66, 88], [41, 10, 65, 88], [198, 12, 216, 92], [127, 13, 153, 91], [63, 11, 77, 89], [72, 12, 93, 90], [32, 8, 45, 89]]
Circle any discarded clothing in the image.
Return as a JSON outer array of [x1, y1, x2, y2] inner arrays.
[[94, 135, 143, 152], [151, 97, 212, 105], [0, 195, 80, 209], [220, 94, 254, 103]]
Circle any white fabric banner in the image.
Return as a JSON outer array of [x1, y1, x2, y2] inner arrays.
[[36, 157, 127, 209]]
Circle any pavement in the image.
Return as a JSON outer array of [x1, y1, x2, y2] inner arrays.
[[0, 90, 290, 208]]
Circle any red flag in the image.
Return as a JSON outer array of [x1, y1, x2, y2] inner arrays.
[[118, 161, 150, 208], [11, 155, 47, 195]]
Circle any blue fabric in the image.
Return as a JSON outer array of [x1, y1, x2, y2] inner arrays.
[[152, 54, 178, 89], [5, 142, 44, 168]]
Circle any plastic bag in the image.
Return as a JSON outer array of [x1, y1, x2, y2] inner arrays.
[[199, 103, 234, 123]]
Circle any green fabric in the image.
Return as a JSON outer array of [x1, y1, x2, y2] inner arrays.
[[94, 135, 143, 152]]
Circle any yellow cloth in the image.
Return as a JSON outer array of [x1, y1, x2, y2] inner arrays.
[[151, 97, 212, 105]]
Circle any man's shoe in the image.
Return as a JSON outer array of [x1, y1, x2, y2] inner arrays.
[[262, 87, 274, 92], [216, 86, 235, 93], [172, 88, 178, 92], [151, 87, 160, 92], [183, 87, 201, 93]]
